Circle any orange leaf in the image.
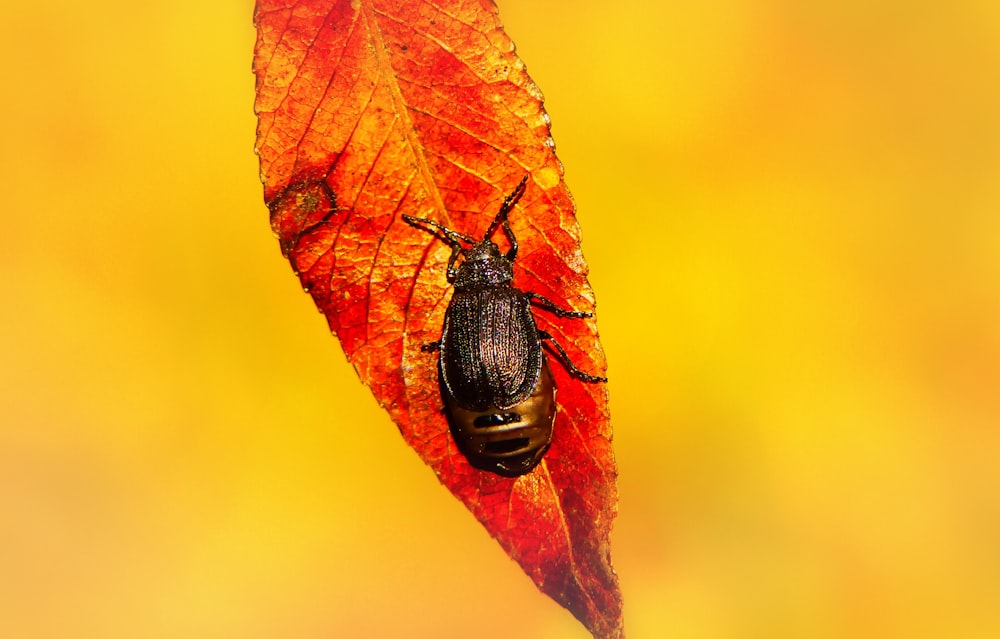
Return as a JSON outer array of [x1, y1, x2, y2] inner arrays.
[[253, 1, 622, 637]]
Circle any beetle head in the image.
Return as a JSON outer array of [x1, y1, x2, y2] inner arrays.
[[453, 240, 513, 289]]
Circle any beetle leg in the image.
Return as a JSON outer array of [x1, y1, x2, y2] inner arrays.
[[421, 340, 442, 353], [526, 292, 593, 319], [501, 217, 518, 261], [444, 243, 465, 282], [402, 214, 475, 282], [538, 330, 608, 383]]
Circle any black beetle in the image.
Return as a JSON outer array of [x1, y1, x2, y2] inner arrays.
[[403, 176, 606, 476]]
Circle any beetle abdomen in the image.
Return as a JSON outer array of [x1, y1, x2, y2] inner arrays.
[[444, 361, 556, 476], [440, 287, 542, 411]]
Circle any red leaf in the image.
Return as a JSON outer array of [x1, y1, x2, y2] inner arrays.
[[253, 1, 622, 637]]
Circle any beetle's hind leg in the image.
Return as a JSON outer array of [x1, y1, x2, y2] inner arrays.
[[526, 292, 594, 319], [420, 340, 441, 353], [538, 330, 608, 383]]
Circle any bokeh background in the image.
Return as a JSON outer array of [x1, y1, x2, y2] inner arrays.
[[2, 1, 999, 637]]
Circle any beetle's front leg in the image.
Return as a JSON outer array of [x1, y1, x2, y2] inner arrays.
[[401, 214, 474, 284], [526, 292, 593, 319], [538, 330, 608, 383], [445, 245, 463, 282], [501, 217, 518, 261]]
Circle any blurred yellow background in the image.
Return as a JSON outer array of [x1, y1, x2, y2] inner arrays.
[[2, 1, 999, 638]]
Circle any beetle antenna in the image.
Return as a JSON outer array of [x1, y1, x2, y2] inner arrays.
[[402, 214, 477, 247], [484, 175, 529, 241]]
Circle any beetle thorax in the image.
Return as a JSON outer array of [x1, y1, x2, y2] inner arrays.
[[454, 241, 513, 289]]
